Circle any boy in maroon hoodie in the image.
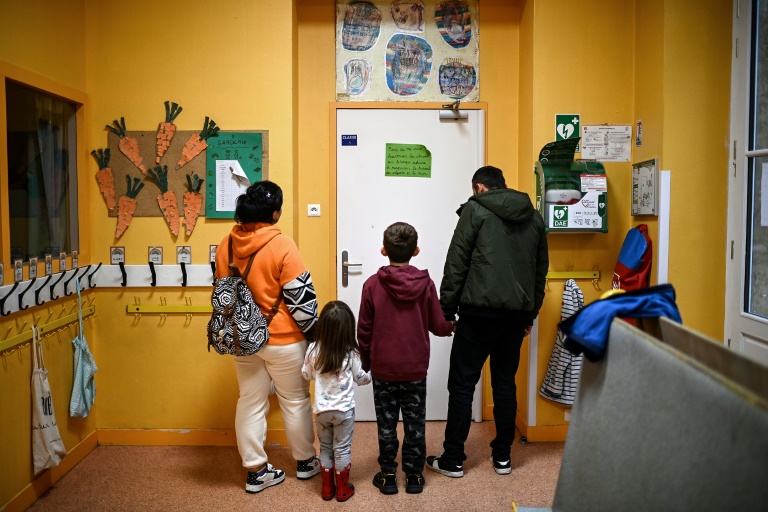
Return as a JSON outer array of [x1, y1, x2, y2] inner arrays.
[[357, 222, 455, 495]]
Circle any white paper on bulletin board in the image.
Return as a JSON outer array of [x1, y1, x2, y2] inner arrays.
[[632, 158, 658, 216], [581, 125, 632, 162]]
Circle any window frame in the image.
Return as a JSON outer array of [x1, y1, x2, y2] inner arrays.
[[0, 60, 89, 284]]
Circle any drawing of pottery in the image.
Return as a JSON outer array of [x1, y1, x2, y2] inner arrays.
[[390, 0, 425, 33], [386, 34, 433, 96], [344, 59, 373, 96], [435, 0, 472, 49], [341, 1, 382, 51], [438, 58, 476, 99]]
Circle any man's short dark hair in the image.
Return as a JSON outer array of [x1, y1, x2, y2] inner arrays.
[[472, 166, 506, 190], [383, 222, 418, 263]]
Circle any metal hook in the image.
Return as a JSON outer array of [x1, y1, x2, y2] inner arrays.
[[64, 265, 90, 296], [0, 282, 20, 316], [181, 262, 187, 287], [50, 270, 67, 301], [211, 262, 216, 281], [18, 277, 37, 311], [149, 262, 157, 287], [592, 278, 600, 291], [119, 261, 127, 287], [545, 278, 550, 291], [87, 262, 102, 288], [35, 274, 54, 306], [3, 327, 12, 340]]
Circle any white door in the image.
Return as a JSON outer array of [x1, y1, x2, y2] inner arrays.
[[726, 0, 768, 365], [337, 107, 485, 421]]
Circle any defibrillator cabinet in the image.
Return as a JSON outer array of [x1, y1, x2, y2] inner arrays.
[[535, 159, 608, 233]]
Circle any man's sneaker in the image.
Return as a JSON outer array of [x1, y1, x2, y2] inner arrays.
[[372, 471, 398, 495], [405, 473, 424, 494], [490, 456, 512, 475], [246, 463, 285, 493], [296, 456, 321, 479], [426, 454, 463, 478]]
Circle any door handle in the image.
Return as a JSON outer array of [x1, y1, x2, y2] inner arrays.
[[341, 250, 362, 287]]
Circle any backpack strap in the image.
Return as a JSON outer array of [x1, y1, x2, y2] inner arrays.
[[227, 234, 281, 325]]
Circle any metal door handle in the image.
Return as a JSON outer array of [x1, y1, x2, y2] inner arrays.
[[341, 250, 361, 287]]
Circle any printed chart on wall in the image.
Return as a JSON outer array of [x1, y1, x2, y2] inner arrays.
[[205, 131, 269, 219]]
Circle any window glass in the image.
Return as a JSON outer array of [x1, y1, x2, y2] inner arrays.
[[5, 80, 79, 261], [753, 0, 768, 149]]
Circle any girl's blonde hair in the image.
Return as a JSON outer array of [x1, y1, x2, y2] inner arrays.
[[312, 300, 360, 374]]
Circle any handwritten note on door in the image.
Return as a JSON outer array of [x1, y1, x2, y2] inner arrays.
[[385, 143, 432, 177]]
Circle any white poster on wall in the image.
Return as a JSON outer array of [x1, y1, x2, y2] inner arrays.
[[581, 125, 632, 162]]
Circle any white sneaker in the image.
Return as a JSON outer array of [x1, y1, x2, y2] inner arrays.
[[490, 456, 512, 475], [296, 455, 321, 479], [246, 463, 285, 493]]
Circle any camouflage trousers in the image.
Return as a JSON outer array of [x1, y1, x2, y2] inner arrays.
[[372, 378, 427, 474]]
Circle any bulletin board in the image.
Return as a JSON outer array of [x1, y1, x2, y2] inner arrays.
[[205, 131, 269, 219], [107, 131, 206, 217], [631, 158, 658, 216]]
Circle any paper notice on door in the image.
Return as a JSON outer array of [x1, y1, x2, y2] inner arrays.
[[216, 160, 250, 212], [762, 163, 768, 226], [385, 143, 432, 177]]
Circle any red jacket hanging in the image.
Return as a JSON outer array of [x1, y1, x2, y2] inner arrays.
[[612, 224, 652, 291]]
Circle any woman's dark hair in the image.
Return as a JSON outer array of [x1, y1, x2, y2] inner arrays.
[[312, 301, 359, 375], [235, 181, 283, 223], [472, 166, 506, 190]]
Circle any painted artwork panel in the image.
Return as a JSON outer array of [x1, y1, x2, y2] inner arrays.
[[341, 1, 383, 51], [344, 59, 374, 96], [390, 0, 426, 33], [435, 0, 472, 49], [335, 0, 479, 102], [386, 34, 433, 96], [438, 57, 476, 99]]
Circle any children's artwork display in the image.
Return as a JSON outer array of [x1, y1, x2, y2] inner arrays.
[[336, 0, 479, 102]]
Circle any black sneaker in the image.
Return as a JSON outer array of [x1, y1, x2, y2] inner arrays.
[[296, 456, 320, 479], [405, 473, 424, 494], [246, 463, 285, 493], [490, 456, 512, 475], [425, 453, 463, 478], [372, 471, 398, 495]]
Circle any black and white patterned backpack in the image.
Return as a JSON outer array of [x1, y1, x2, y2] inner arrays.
[[207, 237, 281, 356]]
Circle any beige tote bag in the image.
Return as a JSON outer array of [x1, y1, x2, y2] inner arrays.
[[32, 325, 67, 475]]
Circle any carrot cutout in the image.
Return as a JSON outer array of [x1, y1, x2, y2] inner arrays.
[[116, 175, 145, 239], [91, 148, 117, 211], [176, 116, 220, 170], [156, 101, 183, 164], [183, 173, 205, 236], [106, 117, 147, 174], [147, 165, 180, 237]]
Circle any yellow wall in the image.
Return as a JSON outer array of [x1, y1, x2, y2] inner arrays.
[[0, 0, 734, 507]]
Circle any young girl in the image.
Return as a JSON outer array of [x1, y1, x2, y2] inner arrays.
[[302, 301, 371, 502]]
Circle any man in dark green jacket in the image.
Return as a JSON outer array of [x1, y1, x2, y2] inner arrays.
[[427, 166, 548, 478]]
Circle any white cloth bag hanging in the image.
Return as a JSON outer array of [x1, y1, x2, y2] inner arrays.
[[32, 325, 67, 474], [540, 279, 584, 406], [70, 277, 97, 417]]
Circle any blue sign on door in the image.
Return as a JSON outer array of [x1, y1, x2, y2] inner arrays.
[[341, 134, 357, 146]]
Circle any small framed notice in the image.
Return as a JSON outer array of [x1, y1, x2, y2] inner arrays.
[[28, 257, 38, 279], [177, 246, 192, 264], [631, 158, 659, 216], [148, 247, 163, 265]]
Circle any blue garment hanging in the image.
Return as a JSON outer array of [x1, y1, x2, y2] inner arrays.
[[559, 284, 682, 362], [70, 277, 97, 417]]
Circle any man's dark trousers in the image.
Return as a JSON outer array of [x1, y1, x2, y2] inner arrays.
[[442, 314, 527, 466]]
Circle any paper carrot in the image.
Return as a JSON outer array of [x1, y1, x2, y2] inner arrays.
[[183, 173, 204, 236], [176, 116, 220, 170], [147, 165, 180, 237], [115, 175, 145, 239], [91, 148, 117, 211], [106, 117, 147, 174], [156, 101, 183, 164]]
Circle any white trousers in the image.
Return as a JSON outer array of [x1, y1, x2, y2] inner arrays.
[[234, 341, 316, 469]]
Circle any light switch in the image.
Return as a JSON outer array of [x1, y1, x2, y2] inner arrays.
[[308, 204, 321, 217]]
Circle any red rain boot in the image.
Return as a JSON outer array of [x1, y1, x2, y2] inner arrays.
[[335, 463, 355, 502], [321, 464, 336, 501]]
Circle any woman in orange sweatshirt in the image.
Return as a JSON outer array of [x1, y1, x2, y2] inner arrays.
[[215, 181, 320, 494]]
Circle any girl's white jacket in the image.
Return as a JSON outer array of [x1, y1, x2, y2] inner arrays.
[[302, 342, 372, 414]]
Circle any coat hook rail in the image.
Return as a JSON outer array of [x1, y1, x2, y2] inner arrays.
[[0, 305, 96, 353]]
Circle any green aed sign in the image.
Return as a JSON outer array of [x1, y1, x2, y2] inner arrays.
[[555, 114, 580, 152], [552, 206, 569, 227]]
